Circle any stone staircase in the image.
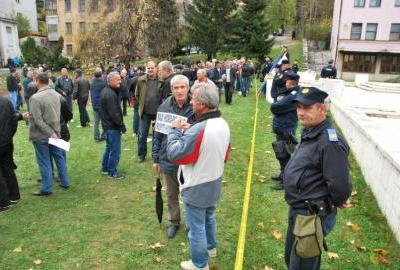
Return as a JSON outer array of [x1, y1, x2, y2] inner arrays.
[[359, 82, 400, 94]]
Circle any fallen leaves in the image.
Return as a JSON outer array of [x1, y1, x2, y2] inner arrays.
[[373, 248, 389, 256], [351, 190, 358, 196], [257, 222, 265, 229], [346, 221, 360, 232], [33, 259, 42, 265], [271, 230, 282, 240], [13, 246, 22, 253], [154, 256, 162, 263], [149, 242, 165, 249], [327, 252, 339, 260], [264, 266, 274, 270]]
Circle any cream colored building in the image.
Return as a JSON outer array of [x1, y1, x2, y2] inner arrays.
[[45, 0, 191, 57]]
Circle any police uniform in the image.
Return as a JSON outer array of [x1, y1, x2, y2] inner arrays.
[[270, 71, 300, 188], [320, 63, 337, 79], [274, 61, 292, 96], [270, 64, 281, 102], [283, 87, 352, 270]]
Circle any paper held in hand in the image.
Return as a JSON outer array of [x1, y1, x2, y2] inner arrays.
[[48, 138, 71, 152], [155, 112, 188, 135]]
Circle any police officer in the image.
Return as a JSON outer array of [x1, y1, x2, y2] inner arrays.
[[320, 60, 337, 79], [270, 71, 300, 190], [270, 64, 281, 102], [274, 60, 292, 98], [283, 87, 352, 270]]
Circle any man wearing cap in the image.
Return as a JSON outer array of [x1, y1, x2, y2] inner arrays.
[[283, 87, 352, 270], [274, 60, 292, 97], [270, 71, 300, 190], [320, 60, 337, 79]]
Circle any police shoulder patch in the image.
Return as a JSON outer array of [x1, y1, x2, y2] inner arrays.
[[291, 90, 297, 95], [327, 129, 338, 142], [279, 74, 284, 79]]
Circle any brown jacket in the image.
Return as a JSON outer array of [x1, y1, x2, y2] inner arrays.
[[134, 74, 162, 118]]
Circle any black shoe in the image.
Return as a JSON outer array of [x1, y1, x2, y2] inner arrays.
[[167, 224, 180, 239], [271, 175, 282, 181], [138, 156, 145, 163], [271, 183, 284, 191], [32, 191, 52, 196], [0, 205, 11, 212], [59, 185, 70, 190], [109, 172, 125, 180]]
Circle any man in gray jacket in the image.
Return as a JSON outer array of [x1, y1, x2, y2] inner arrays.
[[73, 69, 90, 127], [29, 72, 71, 196], [152, 75, 194, 239]]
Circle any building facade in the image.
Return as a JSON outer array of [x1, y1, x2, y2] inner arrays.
[[0, 0, 38, 32], [331, 0, 400, 81], [0, 17, 21, 65], [45, 0, 191, 58]]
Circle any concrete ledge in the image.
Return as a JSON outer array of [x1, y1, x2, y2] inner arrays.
[[330, 99, 400, 242]]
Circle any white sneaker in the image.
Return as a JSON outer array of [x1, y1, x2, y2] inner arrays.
[[208, 248, 217, 258], [180, 260, 209, 270]]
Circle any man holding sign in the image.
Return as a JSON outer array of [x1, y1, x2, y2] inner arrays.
[[152, 75, 194, 239]]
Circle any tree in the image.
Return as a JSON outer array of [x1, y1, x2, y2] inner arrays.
[[186, 0, 237, 60], [267, 0, 296, 32], [229, 0, 274, 57], [146, 0, 179, 59], [14, 13, 31, 36]]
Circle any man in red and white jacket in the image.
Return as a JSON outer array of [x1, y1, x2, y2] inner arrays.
[[167, 83, 231, 270]]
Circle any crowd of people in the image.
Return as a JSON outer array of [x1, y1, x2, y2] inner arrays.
[[0, 49, 352, 270]]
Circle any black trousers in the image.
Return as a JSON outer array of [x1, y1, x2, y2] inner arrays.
[[273, 133, 296, 182], [0, 143, 20, 207], [78, 97, 90, 126], [121, 98, 129, 116], [225, 82, 233, 104]]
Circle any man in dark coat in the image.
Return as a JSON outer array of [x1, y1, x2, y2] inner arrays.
[[100, 72, 126, 179], [91, 68, 107, 141], [152, 74, 194, 239], [73, 69, 90, 127], [158, 60, 175, 103], [128, 65, 146, 136], [0, 95, 28, 212], [222, 61, 237, 105], [320, 60, 337, 79], [119, 68, 130, 116], [55, 68, 74, 117]]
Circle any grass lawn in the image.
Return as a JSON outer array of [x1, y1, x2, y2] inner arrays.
[[1, 81, 399, 270]]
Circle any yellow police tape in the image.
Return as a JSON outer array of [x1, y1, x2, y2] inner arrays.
[[234, 92, 259, 270]]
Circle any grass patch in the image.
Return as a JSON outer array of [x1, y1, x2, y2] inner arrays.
[[0, 80, 399, 269]]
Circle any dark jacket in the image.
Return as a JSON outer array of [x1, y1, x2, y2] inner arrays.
[[241, 64, 254, 77], [0, 96, 22, 147], [275, 68, 291, 95], [23, 77, 33, 98], [59, 94, 73, 141], [90, 77, 106, 110], [119, 77, 129, 99], [152, 95, 194, 173], [159, 74, 175, 103], [135, 74, 161, 118], [270, 86, 299, 134], [320, 65, 337, 79], [55, 76, 74, 97], [73, 76, 90, 100], [222, 67, 237, 85], [209, 68, 222, 89], [99, 86, 126, 132], [283, 118, 352, 208], [271, 72, 280, 101], [6, 74, 19, 92]]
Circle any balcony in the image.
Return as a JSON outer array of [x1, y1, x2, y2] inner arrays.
[[338, 39, 400, 54], [45, 9, 58, 16]]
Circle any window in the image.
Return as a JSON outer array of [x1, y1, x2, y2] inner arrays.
[[354, 0, 365, 7], [79, 22, 86, 33], [66, 22, 72, 35], [370, 0, 381, 7], [15, 0, 20, 3], [65, 0, 71, 11], [6, 26, 12, 34], [48, 24, 58, 33], [66, 44, 73, 56], [390, 23, 400, 40], [343, 53, 376, 73], [351, 23, 362, 40], [396, 0, 400, 7], [79, 0, 85, 12], [381, 55, 400, 74], [6, 26, 13, 46], [107, 0, 114, 10], [366, 23, 377, 40], [45, 0, 57, 10]]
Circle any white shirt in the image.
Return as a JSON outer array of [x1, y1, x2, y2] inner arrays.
[[226, 68, 231, 82]]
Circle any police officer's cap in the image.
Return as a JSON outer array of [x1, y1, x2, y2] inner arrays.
[[294, 87, 328, 105], [275, 63, 281, 69], [281, 59, 290, 65], [284, 70, 299, 82]]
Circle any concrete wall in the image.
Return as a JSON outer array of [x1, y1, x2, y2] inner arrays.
[[0, 0, 38, 32], [329, 99, 400, 243], [0, 18, 22, 62]]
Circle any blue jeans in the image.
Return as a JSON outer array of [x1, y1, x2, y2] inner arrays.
[[241, 76, 251, 97], [285, 207, 337, 270], [185, 203, 217, 268], [236, 76, 242, 91], [33, 139, 70, 192], [138, 113, 155, 158], [101, 129, 121, 175], [133, 107, 139, 135], [9, 91, 18, 111]]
